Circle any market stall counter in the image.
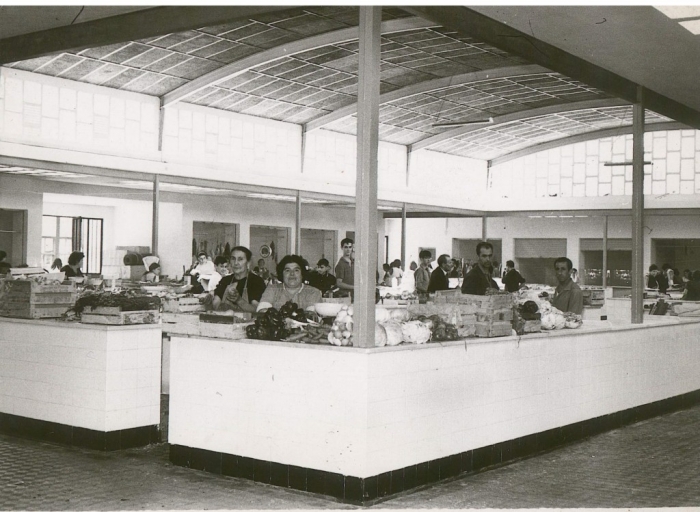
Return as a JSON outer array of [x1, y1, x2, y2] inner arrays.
[[168, 314, 700, 504], [0, 317, 162, 450]]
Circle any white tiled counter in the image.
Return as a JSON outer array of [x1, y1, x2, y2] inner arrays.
[[168, 317, 700, 503], [0, 317, 162, 450]]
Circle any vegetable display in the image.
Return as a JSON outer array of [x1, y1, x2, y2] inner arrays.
[[71, 291, 161, 314], [245, 300, 332, 342]]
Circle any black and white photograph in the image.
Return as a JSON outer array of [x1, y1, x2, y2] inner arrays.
[[1, 3, 700, 510]]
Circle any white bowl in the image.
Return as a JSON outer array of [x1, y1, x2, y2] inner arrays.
[[314, 302, 343, 317]]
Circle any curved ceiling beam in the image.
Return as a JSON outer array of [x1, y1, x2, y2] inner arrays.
[[409, 97, 630, 152], [489, 121, 690, 167], [0, 6, 297, 65], [303, 63, 550, 132], [162, 16, 438, 108], [404, 6, 700, 130]]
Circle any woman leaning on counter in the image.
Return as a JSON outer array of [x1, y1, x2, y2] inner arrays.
[[212, 246, 266, 313], [257, 254, 321, 311]]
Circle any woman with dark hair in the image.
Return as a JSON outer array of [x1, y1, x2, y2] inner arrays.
[[212, 246, 266, 313], [61, 251, 85, 278], [257, 254, 321, 311], [142, 262, 161, 283]]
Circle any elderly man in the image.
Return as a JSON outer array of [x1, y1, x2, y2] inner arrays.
[[552, 257, 584, 314], [461, 241, 500, 295]]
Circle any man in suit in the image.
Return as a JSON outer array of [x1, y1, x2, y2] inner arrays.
[[427, 254, 452, 293]]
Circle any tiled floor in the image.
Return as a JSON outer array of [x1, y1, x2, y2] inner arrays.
[[2, 404, 700, 510]]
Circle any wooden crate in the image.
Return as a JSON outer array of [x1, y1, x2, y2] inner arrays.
[[162, 313, 201, 335], [0, 279, 76, 319], [162, 296, 205, 313], [81, 306, 160, 325], [474, 321, 513, 338], [198, 321, 250, 340]]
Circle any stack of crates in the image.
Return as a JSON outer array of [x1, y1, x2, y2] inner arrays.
[[0, 279, 77, 319]]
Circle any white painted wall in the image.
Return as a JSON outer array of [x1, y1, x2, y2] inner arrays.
[[0, 175, 43, 267]]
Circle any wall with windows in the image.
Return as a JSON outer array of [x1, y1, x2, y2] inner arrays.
[[0, 67, 160, 160], [1, 66, 487, 210], [489, 130, 700, 200]]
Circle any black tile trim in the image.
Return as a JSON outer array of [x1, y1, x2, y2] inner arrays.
[[0, 412, 159, 451], [168, 388, 700, 505]]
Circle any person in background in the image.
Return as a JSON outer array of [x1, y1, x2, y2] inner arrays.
[[502, 260, 526, 292], [142, 262, 161, 283], [414, 249, 433, 295], [61, 251, 85, 278], [390, 259, 403, 287], [682, 270, 700, 301], [647, 264, 668, 293], [461, 242, 500, 295], [449, 258, 461, 278], [552, 257, 584, 314], [571, 268, 580, 284], [672, 267, 683, 286], [409, 261, 418, 272], [207, 256, 230, 293], [212, 246, 266, 313], [51, 258, 63, 272], [0, 250, 10, 275], [335, 238, 354, 297], [381, 263, 392, 286], [682, 269, 692, 288], [189, 251, 216, 293], [307, 258, 337, 296], [253, 258, 271, 283], [257, 254, 322, 311], [427, 254, 452, 293]]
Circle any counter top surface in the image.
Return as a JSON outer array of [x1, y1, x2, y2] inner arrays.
[[0, 316, 162, 331], [168, 315, 700, 353]]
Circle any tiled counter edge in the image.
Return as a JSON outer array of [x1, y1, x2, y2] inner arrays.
[[168, 318, 700, 504], [0, 318, 162, 450]]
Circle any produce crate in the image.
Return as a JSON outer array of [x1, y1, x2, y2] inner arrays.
[[408, 303, 478, 338], [162, 296, 205, 313], [198, 321, 251, 340], [0, 279, 76, 319], [474, 321, 513, 338], [162, 313, 201, 335], [80, 306, 160, 325]]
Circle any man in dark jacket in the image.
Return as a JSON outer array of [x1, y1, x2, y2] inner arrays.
[[502, 260, 526, 292], [461, 241, 500, 295], [427, 254, 452, 293]]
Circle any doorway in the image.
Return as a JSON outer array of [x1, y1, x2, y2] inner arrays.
[[0, 209, 26, 266], [652, 239, 700, 273], [192, 222, 239, 261], [300, 229, 336, 269]]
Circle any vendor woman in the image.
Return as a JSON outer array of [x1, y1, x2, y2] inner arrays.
[[61, 251, 85, 278], [257, 254, 322, 311], [212, 246, 266, 313]]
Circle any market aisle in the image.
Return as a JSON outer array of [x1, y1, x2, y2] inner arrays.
[[2, 403, 700, 510]]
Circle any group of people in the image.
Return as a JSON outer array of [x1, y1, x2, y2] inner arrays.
[[648, 263, 700, 300], [189, 238, 358, 314], [412, 242, 583, 315]]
